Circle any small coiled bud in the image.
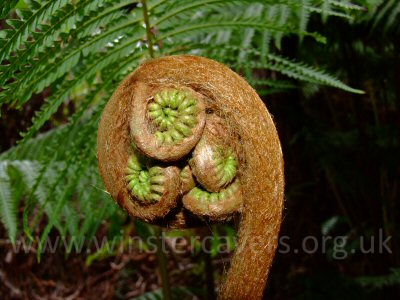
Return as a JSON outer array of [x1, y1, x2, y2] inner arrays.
[[126, 154, 167, 203], [190, 114, 239, 192], [130, 86, 206, 162], [182, 179, 242, 221]]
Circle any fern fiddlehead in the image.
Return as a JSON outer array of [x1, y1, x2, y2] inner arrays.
[[180, 114, 243, 220], [130, 86, 206, 161], [125, 147, 178, 205], [183, 179, 242, 221], [150, 89, 201, 142], [189, 114, 239, 192], [97, 55, 284, 299]]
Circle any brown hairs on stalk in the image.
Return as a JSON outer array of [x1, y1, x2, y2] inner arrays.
[[97, 55, 284, 299]]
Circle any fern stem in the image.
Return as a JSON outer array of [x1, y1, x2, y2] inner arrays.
[[140, 2, 171, 299], [141, 0, 155, 58], [155, 20, 314, 42], [153, 226, 172, 300], [153, 0, 225, 26], [199, 227, 216, 300]]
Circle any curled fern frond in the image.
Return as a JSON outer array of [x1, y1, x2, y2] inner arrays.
[[0, 0, 367, 255]]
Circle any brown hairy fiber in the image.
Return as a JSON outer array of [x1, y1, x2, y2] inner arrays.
[[97, 55, 284, 299], [179, 165, 196, 195]]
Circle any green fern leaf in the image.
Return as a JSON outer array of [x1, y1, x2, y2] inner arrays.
[[0, 0, 70, 62], [14, 63, 131, 238], [274, 5, 290, 49], [156, 17, 320, 42], [263, 54, 364, 93], [0, 160, 42, 244], [0, 0, 19, 19], [1, 17, 143, 106], [38, 146, 94, 259], [0, 162, 18, 243], [298, 0, 311, 41], [237, 4, 263, 63], [20, 42, 143, 142], [328, 0, 364, 11], [0, 0, 129, 91]]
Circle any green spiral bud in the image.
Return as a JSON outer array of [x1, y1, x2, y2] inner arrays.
[[149, 89, 200, 144], [130, 86, 206, 162], [182, 180, 242, 220], [190, 115, 239, 192], [125, 154, 167, 203]]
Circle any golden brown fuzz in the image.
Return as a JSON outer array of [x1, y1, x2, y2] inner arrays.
[[97, 55, 284, 299]]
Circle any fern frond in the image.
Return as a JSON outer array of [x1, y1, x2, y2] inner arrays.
[[0, 0, 69, 62], [77, 0, 133, 39], [0, 0, 19, 19], [298, 0, 311, 41], [0, 2, 141, 106], [152, 0, 260, 27], [32, 120, 98, 244], [328, 0, 365, 11], [0, 0, 131, 87], [261, 54, 364, 93], [0, 162, 17, 243], [20, 42, 143, 142], [308, 5, 354, 21], [169, 43, 362, 93], [37, 143, 95, 259], [0, 58, 131, 242], [0, 160, 43, 243], [157, 17, 324, 43], [2, 52, 138, 160], [12, 26, 142, 107]]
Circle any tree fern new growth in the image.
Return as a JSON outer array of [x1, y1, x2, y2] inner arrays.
[[0, 0, 366, 250]]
